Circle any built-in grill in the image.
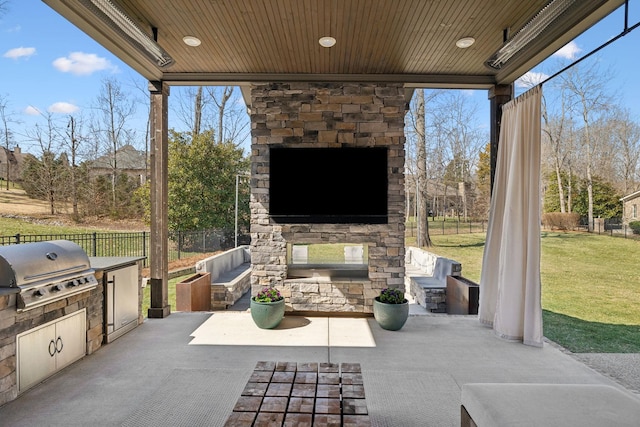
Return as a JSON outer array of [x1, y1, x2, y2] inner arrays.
[[0, 240, 98, 312]]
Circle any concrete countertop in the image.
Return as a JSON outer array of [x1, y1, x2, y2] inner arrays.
[[89, 256, 146, 272]]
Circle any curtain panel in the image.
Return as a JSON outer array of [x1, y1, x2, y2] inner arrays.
[[479, 85, 543, 347]]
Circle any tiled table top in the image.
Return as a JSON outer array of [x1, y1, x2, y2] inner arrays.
[[225, 361, 371, 426]]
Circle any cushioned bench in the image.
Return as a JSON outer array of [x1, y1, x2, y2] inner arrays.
[[461, 383, 640, 427], [405, 247, 461, 312], [195, 246, 251, 309]]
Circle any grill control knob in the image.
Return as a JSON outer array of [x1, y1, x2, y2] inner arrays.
[[51, 284, 63, 292], [33, 289, 45, 297], [67, 280, 77, 287]]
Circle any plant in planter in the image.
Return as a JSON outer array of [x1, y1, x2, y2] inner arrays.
[[250, 287, 285, 329], [373, 287, 409, 331]]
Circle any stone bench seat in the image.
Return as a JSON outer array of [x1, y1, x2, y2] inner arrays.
[[461, 383, 640, 427], [404, 247, 461, 313], [195, 246, 251, 310], [210, 263, 251, 309]]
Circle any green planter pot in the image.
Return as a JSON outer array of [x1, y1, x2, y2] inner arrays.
[[250, 298, 285, 329], [373, 297, 409, 331]]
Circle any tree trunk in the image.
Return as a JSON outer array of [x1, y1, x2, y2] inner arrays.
[[554, 158, 565, 213], [193, 86, 203, 137], [415, 89, 432, 247], [216, 87, 233, 144], [68, 116, 78, 218]]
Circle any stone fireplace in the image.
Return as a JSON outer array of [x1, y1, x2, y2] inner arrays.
[[250, 82, 406, 314]]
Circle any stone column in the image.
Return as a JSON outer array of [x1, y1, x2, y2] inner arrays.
[[488, 84, 513, 192], [147, 81, 171, 318]]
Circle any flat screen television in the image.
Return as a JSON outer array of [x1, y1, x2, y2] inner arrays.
[[269, 146, 388, 224]]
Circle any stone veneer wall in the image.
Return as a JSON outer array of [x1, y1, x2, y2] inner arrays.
[[0, 287, 103, 405], [250, 82, 406, 314]]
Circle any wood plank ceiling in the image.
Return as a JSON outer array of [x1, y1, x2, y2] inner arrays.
[[43, 0, 624, 89]]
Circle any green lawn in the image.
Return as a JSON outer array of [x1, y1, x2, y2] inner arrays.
[[0, 217, 110, 236], [420, 232, 640, 353]]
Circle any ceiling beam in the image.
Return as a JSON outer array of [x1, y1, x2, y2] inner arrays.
[[163, 73, 497, 89]]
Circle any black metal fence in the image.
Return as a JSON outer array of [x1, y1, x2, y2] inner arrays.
[[584, 220, 640, 240], [0, 228, 250, 266], [405, 218, 487, 237]]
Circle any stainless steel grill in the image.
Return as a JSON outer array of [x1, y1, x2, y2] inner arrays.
[[0, 240, 98, 311]]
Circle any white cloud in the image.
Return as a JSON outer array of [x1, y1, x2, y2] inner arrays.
[[516, 71, 549, 89], [52, 52, 117, 75], [3, 46, 36, 59], [24, 105, 42, 116], [5, 25, 22, 33], [554, 41, 581, 60], [48, 102, 80, 114]]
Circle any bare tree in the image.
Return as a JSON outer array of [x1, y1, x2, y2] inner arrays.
[[64, 114, 88, 218], [172, 86, 250, 149], [24, 113, 67, 214], [609, 107, 640, 194], [173, 86, 210, 137], [0, 95, 20, 190], [430, 91, 486, 219], [91, 77, 137, 211], [128, 75, 152, 174], [206, 86, 250, 146], [540, 79, 572, 213], [561, 61, 614, 231], [209, 86, 234, 144]]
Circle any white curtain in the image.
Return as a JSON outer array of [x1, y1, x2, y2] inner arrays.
[[479, 85, 543, 347]]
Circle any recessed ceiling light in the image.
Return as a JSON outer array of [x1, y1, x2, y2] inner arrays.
[[456, 37, 475, 49], [319, 36, 336, 48], [183, 36, 201, 47]]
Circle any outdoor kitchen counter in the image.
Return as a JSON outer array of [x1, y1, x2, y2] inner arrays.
[[89, 256, 146, 271]]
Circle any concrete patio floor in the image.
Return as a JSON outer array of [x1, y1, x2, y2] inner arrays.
[[1, 298, 639, 426]]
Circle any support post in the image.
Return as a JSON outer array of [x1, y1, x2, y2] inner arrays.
[[488, 85, 513, 194], [148, 80, 171, 318]]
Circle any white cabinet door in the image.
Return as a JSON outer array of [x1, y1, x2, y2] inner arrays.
[[17, 309, 86, 393], [54, 309, 86, 370], [17, 323, 56, 392]]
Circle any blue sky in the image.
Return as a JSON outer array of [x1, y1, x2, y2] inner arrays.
[[1, 1, 639, 156]]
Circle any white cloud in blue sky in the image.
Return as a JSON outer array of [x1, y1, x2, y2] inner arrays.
[[24, 106, 42, 116], [3, 46, 36, 59], [52, 52, 117, 75], [553, 41, 582, 60], [48, 102, 80, 114]]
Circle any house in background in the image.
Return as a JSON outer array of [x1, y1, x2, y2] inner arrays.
[[0, 146, 29, 184], [621, 190, 640, 225], [87, 144, 148, 185]]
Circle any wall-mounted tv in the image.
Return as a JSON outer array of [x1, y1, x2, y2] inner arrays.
[[269, 146, 388, 224]]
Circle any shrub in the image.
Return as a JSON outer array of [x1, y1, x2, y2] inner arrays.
[[542, 212, 581, 230], [377, 288, 407, 304], [629, 221, 640, 235]]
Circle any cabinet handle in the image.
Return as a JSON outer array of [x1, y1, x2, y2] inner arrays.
[[48, 340, 56, 357], [56, 336, 63, 353]]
